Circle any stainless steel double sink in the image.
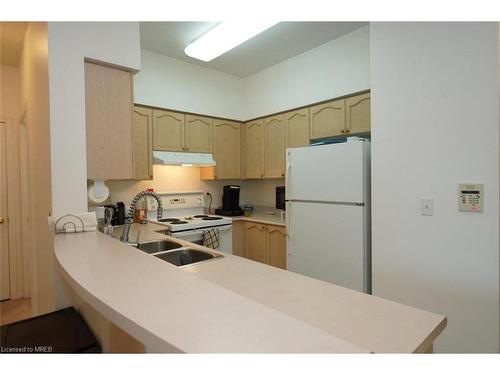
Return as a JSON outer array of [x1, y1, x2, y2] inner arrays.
[[134, 237, 223, 267]]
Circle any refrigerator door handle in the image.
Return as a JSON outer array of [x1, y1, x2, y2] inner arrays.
[[286, 201, 292, 256], [285, 150, 291, 200]]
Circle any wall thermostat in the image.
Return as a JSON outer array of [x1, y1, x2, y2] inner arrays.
[[458, 183, 483, 212]]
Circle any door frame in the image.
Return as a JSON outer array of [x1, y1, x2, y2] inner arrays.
[[1, 115, 29, 300]]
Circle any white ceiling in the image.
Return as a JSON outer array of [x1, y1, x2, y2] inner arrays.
[[140, 22, 367, 78]]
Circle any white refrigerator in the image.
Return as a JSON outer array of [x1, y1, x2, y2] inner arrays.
[[286, 138, 371, 293]]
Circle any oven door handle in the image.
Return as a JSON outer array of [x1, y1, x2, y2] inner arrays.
[[172, 225, 232, 237]]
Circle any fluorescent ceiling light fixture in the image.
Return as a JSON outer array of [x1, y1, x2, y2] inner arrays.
[[185, 21, 279, 62]]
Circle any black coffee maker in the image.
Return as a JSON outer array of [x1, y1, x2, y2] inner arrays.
[[215, 185, 243, 216]]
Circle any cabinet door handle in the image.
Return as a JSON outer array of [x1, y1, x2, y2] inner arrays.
[[341, 129, 345, 133], [260, 174, 264, 178]]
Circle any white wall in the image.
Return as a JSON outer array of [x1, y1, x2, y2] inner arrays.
[[105, 166, 283, 211], [243, 26, 370, 119], [134, 50, 244, 120], [134, 26, 370, 122], [47, 22, 141, 309], [47, 22, 141, 218], [370, 22, 499, 353]]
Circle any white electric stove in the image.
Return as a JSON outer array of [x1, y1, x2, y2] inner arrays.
[[147, 191, 233, 253]]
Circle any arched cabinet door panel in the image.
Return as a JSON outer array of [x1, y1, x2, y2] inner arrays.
[[309, 99, 345, 139], [153, 109, 184, 152]]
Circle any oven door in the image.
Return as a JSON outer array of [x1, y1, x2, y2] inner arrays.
[[171, 225, 233, 254]]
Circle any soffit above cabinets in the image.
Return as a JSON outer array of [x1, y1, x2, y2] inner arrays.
[[0, 22, 28, 66], [140, 21, 368, 78]]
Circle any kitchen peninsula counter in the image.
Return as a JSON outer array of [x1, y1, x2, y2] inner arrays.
[[54, 222, 446, 353]]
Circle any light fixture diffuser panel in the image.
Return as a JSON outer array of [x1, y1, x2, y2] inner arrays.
[[185, 21, 279, 62]]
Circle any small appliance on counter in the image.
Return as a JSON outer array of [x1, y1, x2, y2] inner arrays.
[[276, 186, 285, 210], [103, 202, 126, 226], [215, 185, 244, 216]]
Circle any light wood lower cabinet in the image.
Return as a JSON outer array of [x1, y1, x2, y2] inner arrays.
[[345, 93, 371, 134], [264, 114, 285, 178], [236, 221, 286, 270], [132, 106, 153, 180], [244, 119, 265, 179], [185, 115, 212, 153], [153, 109, 184, 151], [309, 99, 346, 139], [266, 225, 286, 269], [246, 222, 267, 263], [285, 108, 310, 149], [232, 221, 246, 257], [85, 62, 134, 180]]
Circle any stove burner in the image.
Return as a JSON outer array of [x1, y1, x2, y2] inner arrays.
[[193, 215, 209, 218], [170, 220, 188, 224], [158, 218, 182, 223], [202, 216, 223, 221]]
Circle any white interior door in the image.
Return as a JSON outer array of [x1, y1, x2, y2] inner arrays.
[[0, 121, 10, 300], [286, 201, 368, 292]]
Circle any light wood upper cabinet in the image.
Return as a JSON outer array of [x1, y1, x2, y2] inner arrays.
[[132, 106, 153, 180], [285, 108, 310, 149], [266, 225, 286, 269], [213, 119, 241, 179], [153, 109, 184, 151], [185, 115, 213, 153], [246, 222, 267, 263], [309, 99, 345, 139], [264, 114, 285, 178], [85, 62, 133, 180], [244, 119, 265, 179], [346, 93, 371, 134]]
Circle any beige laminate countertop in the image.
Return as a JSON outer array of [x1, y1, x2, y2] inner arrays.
[[54, 222, 446, 353]]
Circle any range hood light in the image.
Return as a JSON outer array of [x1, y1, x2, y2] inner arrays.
[[153, 151, 216, 167], [184, 21, 279, 62]]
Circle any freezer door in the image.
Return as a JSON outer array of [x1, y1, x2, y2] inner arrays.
[[286, 201, 369, 293], [286, 141, 369, 203]]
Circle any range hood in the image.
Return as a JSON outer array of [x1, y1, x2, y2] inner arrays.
[[153, 151, 216, 167]]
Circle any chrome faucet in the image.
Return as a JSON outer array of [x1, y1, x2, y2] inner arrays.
[[120, 190, 163, 243]]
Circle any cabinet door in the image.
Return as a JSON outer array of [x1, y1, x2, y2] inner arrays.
[[213, 119, 241, 179], [153, 109, 184, 151], [246, 222, 267, 264], [244, 120, 264, 179], [346, 93, 371, 134], [266, 225, 286, 269], [232, 221, 247, 258], [264, 114, 285, 178], [185, 114, 213, 153], [285, 108, 310, 149], [85, 62, 133, 180], [309, 99, 345, 139], [133, 106, 153, 180]]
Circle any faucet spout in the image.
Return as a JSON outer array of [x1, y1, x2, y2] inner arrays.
[[120, 190, 163, 243]]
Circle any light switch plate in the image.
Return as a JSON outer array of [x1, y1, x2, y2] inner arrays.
[[458, 183, 483, 212], [420, 198, 434, 216]]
